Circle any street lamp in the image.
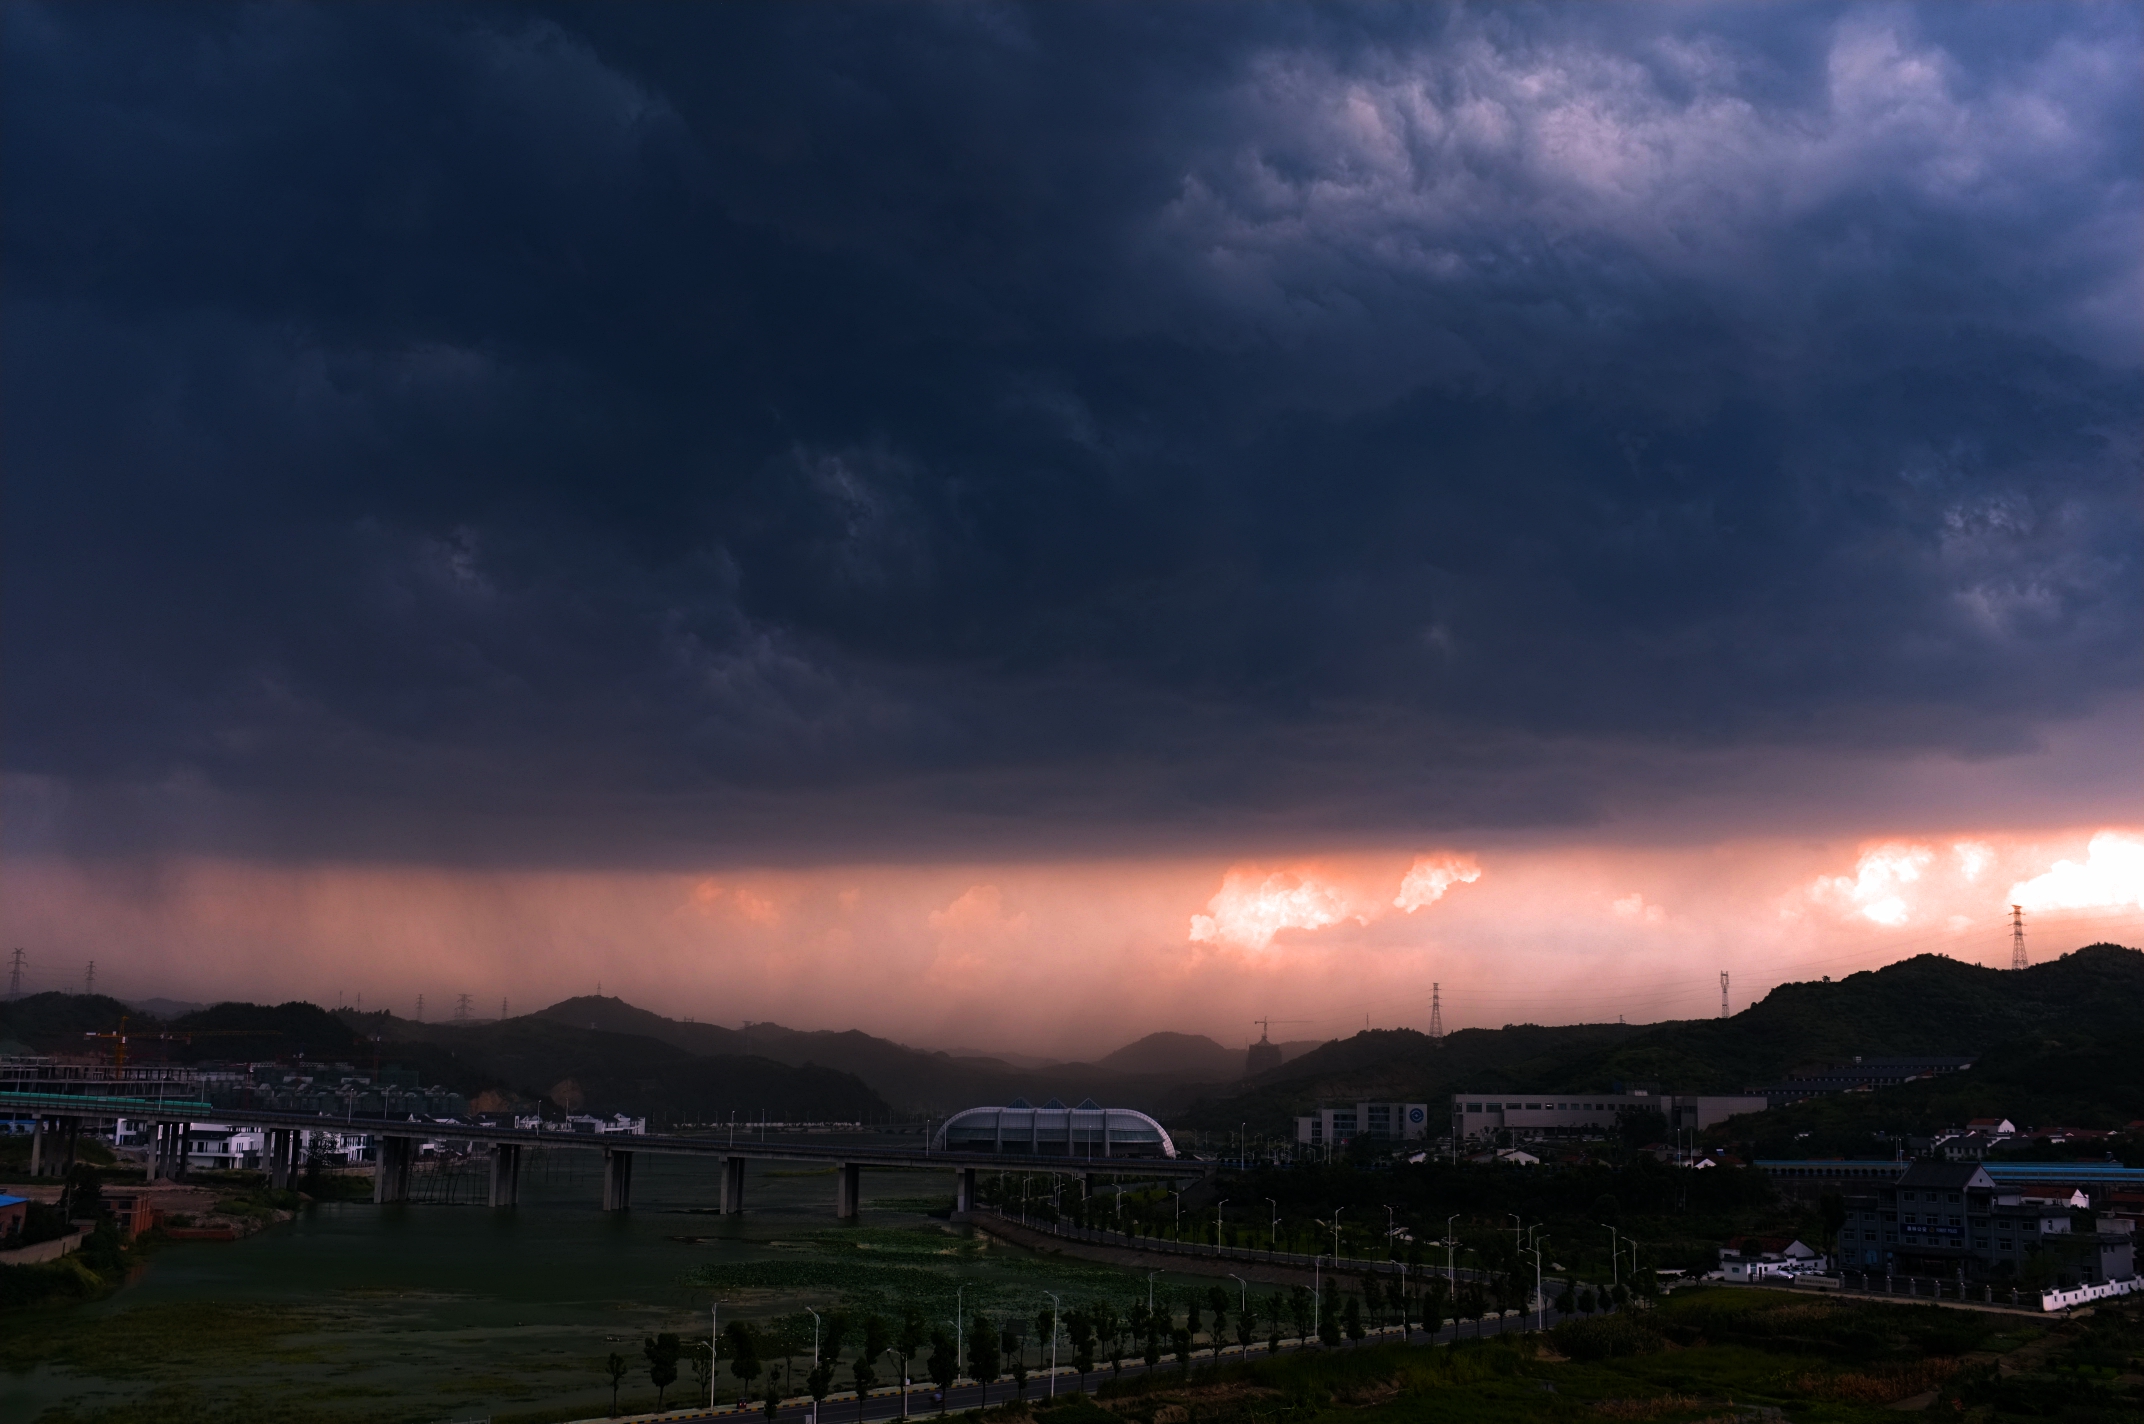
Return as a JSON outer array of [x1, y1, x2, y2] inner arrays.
[[1045, 1292, 1061, 1400], [1332, 1207, 1345, 1262], [709, 1300, 728, 1411], [1171, 1191, 1182, 1237], [1266, 1198, 1280, 1250], [1527, 1246, 1544, 1332], [1215, 1198, 1229, 1248], [1445, 1214, 1459, 1283], [1508, 1213, 1522, 1255], [955, 1286, 965, 1378], [1606, 1226, 1619, 1289]]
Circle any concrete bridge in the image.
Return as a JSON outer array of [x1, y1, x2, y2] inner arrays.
[[1, 1090, 1210, 1217]]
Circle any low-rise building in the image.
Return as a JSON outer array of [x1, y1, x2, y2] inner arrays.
[[1720, 1236, 1827, 1281], [1838, 1161, 2136, 1287], [1450, 1091, 1767, 1146], [1295, 1102, 1431, 1148]]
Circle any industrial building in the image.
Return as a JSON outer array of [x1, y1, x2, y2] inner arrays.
[[933, 1099, 1176, 1158], [1293, 1102, 1431, 1147], [1747, 1055, 1977, 1108], [1840, 1161, 2136, 1287], [1451, 1090, 1767, 1145]]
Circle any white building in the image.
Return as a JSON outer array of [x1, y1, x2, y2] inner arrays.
[[1451, 1091, 1768, 1145], [1294, 1102, 1431, 1148]]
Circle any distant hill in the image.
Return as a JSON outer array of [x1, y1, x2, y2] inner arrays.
[[535, 996, 1244, 1115], [1095, 1031, 1241, 1080], [1174, 943, 2144, 1136], [365, 1010, 891, 1123]]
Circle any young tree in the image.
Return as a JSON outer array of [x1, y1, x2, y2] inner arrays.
[[1006, 1325, 1029, 1400], [850, 1347, 878, 1421], [926, 1327, 958, 1410], [1577, 1287, 1596, 1317], [1317, 1299, 1342, 1348], [692, 1339, 716, 1410], [605, 1352, 629, 1416], [1236, 1297, 1258, 1356], [1344, 1293, 1365, 1345], [898, 1308, 928, 1400], [967, 1314, 1001, 1394], [728, 1321, 764, 1404], [807, 1356, 837, 1415], [1205, 1286, 1229, 1348], [763, 1379, 782, 1421], [1142, 1324, 1162, 1371], [1289, 1286, 1313, 1343], [1066, 1309, 1095, 1389], [646, 1332, 683, 1411], [1171, 1326, 1193, 1374], [1556, 1278, 1577, 1318], [1183, 1293, 1202, 1346], [1034, 1307, 1055, 1373], [1424, 1277, 1450, 1338]]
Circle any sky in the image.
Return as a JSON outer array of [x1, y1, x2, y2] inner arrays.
[[3, 3, 2140, 1055]]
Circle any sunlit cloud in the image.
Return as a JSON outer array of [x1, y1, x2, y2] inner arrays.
[[2008, 831, 2144, 912], [1953, 841, 1994, 882], [1612, 893, 1667, 925], [1810, 843, 1935, 926], [1189, 868, 1367, 951], [1393, 855, 1482, 913]]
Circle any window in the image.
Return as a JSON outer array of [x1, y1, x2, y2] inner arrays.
[[1885, 1233, 1897, 1243], [1466, 1104, 1483, 1113]]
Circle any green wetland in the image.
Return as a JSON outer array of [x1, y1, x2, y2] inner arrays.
[[3, 1145, 1212, 1424]]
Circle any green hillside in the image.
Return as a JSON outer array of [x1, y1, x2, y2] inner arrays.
[[1174, 944, 2144, 1137]]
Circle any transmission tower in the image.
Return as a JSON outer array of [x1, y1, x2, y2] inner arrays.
[[1428, 983, 1444, 1041], [1719, 971, 1729, 1019], [454, 993, 472, 1023], [501, 996, 509, 1020], [2010, 904, 2027, 970], [85, 960, 96, 995], [415, 993, 424, 1022], [7, 948, 22, 998]]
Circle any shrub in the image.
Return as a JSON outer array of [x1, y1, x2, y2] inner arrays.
[[1550, 1314, 1664, 1362]]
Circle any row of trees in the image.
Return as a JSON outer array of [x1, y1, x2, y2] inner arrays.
[[600, 1268, 1577, 1416]]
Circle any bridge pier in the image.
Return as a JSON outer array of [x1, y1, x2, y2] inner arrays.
[[31, 1115, 81, 1178], [374, 1135, 415, 1204], [835, 1162, 861, 1220], [488, 1143, 521, 1208], [952, 1166, 976, 1221], [266, 1129, 299, 1190], [602, 1147, 634, 1211], [151, 1121, 193, 1182], [720, 1156, 747, 1214]]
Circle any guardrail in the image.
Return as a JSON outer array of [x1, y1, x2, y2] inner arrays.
[[977, 1207, 1480, 1280], [1836, 1271, 2142, 1312]]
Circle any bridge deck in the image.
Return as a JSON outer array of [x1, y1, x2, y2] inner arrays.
[[0, 1090, 1209, 1176]]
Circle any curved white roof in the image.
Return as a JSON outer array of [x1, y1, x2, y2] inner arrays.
[[933, 1098, 1177, 1158]]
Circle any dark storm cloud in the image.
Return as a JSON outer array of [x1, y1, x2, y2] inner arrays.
[[3, 2, 2138, 864]]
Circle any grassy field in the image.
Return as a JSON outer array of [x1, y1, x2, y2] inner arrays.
[[1068, 1287, 2142, 1423]]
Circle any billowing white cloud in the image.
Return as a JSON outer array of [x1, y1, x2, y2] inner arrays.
[[1190, 869, 1366, 951], [1811, 843, 1935, 926], [1953, 841, 1994, 882], [2007, 832, 2144, 912], [1394, 855, 1482, 913]]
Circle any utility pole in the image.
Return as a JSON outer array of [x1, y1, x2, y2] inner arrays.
[[2011, 904, 2028, 970], [1428, 983, 1443, 1041], [1718, 971, 1729, 1019], [7, 948, 23, 998]]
